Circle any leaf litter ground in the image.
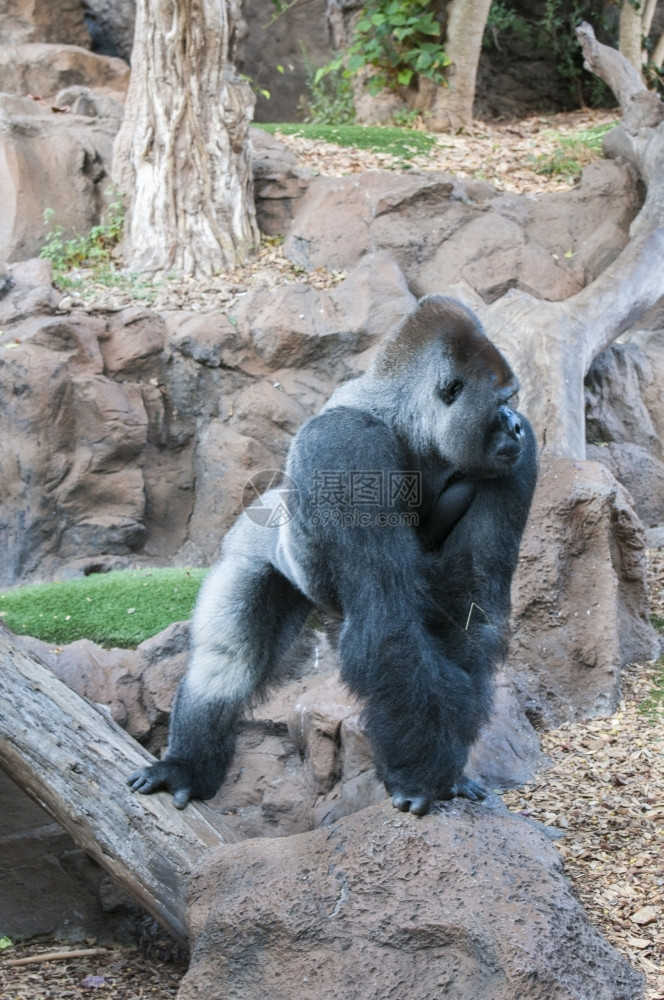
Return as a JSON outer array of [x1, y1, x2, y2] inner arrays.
[[3, 109, 663, 998], [57, 108, 617, 315]]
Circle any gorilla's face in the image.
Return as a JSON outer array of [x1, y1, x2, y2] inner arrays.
[[433, 358, 524, 476], [379, 295, 526, 477]]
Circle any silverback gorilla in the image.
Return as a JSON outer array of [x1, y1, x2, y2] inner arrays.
[[129, 295, 538, 816]]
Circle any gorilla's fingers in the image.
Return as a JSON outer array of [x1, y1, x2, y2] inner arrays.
[[127, 767, 162, 794], [454, 776, 487, 801]]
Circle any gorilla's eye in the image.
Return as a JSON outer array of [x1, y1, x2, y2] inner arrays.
[[438, 379, 464, 405]]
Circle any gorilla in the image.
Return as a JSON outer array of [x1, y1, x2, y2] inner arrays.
[[129, 295, 537, 816]]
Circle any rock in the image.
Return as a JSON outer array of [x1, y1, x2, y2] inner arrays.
[[235, 252, 415, 371], [54, 84, 125, 120], [0, 43, 129, 102], [0, 93, 118, 262], [585, 337, 664, 526], [645, 525, 664, 549], [83, 0, 136, 62], [0, 771, 136, 941], [0, 0, 90, 47], [182, 799, 644, 1000], [0, 257, 61, 323], [250, 127, 312, 237], [585, 341, 658, 450], [283, 161, 641, 304], [511, 458, 659, 726], [587, 443, 664, 527]]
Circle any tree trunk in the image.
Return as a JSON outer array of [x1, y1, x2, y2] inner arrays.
[[113, 0, 259, 277], [428, 0, 493, 131], [619, 0, 645, 77], [0, 626, 236, 946]]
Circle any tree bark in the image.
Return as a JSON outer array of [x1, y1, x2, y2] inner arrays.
[[0, 627, 236, 947], [113, 0, 259, 277], [619, 0, 644, 77], [428, 0, 493, 131]]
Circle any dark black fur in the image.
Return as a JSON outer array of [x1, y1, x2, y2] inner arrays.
[[128, 295, 537, 815]]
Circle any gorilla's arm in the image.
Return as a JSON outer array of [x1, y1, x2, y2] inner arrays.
[[128, 510, 312, 808], [418, 468, 478, 550]]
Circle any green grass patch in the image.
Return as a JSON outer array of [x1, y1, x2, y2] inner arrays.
[[638, 656, 664, 723], [256, 122, 437, 161], [0, 568, 208, 648]]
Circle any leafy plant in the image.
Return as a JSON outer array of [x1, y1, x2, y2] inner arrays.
[[316, 0, 449, 97], [300, 47, 355, 125], [40, 189, 125, 283], [0, 568, 208, 648], [529, 121, 618, 181]]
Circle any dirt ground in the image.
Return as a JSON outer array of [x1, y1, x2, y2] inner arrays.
[[2, 109, 662, 999]]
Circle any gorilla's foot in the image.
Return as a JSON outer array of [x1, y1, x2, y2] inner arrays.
[[127, 759, 211, 810], [391, 791, 431, 816], [390, 775, 487, 815]]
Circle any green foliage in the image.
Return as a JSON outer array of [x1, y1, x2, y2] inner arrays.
[[638, 656, 664, 723], [300, 48, 355, 125], [256, 122, 436, 162], [40, 190, 125, 282], [0, 568, 208, 648], [316, 0, 449, 97]]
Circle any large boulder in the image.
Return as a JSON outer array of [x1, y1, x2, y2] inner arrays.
[[585, 337, 664, 527], [284, 160, 642, 303], [511, 459, 659, 726], [181, 799, 643, 1000], [0, 0, 90, 47], [0, 43, 129, 102], [0, 93, 119, 262]]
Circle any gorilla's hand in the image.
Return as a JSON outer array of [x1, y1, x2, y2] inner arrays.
[[127, 759, 204, 810]]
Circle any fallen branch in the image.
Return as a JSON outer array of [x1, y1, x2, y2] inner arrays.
[[4, 948, 109, 968], [0, 626, 237, 946]]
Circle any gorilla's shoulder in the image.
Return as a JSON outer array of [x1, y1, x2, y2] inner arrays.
[[290, 406, 404, 470]]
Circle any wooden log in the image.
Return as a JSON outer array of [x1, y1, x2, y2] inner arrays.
[[0, 626, 237, 947]]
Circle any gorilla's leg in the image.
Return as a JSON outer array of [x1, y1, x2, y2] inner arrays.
[[128, 518, 312, 808], [337, 586, 490, 815]]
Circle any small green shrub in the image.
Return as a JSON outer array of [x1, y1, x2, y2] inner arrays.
[[529, 121, 618, 181], [0, 568, 208, 648], [40, 189, 125, 283], [301, 53, 355, 125]]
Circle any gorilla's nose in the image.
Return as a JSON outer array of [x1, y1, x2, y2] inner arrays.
[[498, 406, 523, 440]]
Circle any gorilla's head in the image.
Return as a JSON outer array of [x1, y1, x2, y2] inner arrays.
[[372, 295, 525, 476]]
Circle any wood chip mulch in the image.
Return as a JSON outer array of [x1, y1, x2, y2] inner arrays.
[[504, 548, 664, 1000]]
